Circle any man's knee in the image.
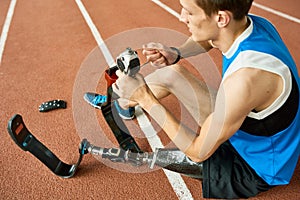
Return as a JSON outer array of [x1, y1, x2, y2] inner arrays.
[[154, 64, 186, 87]]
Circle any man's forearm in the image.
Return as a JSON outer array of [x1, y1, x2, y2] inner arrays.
[[141, 97, 198, 153], [178, 37, 212, 58]]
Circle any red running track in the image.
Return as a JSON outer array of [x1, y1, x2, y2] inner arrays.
[[0, 0, 299, 199]]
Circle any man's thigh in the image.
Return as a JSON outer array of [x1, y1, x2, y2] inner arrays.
[[145, 64, 217, 126]]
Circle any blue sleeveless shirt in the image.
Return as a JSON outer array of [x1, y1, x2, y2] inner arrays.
[[223, 15, 300, 185]]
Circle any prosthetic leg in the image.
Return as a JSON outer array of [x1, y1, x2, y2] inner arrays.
[[150, 148, 203, 179], [82, 139, 203, 179]]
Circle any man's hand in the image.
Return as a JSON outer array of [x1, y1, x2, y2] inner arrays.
[[112, 70, 152, 108], [142, 43, 179, 67]]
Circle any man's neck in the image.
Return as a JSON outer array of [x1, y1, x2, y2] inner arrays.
[[212, 16, 250, 53]]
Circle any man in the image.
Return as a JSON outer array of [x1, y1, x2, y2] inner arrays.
[[87, 0, 299, 198]]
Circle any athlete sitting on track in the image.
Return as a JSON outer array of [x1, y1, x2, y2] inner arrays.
[[110, 0, 300, 198]]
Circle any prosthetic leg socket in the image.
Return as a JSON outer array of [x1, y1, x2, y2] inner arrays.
[[84, 140, 203, 179], [150, 148, 203, 179]]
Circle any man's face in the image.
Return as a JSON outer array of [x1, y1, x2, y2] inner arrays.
[[179, 0, 218, 42]]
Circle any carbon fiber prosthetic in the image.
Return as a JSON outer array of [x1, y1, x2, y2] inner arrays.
[[151, 148, 203, 179], [84, 140, 203, 179]]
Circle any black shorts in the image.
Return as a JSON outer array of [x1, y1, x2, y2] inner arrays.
[[202, 141, 274, 199]]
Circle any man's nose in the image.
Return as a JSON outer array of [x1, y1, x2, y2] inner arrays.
[[179, 8, 189, 24]]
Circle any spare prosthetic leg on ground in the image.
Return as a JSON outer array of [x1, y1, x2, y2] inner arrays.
[[7, 114, 86, 178], [7, 47, 202, 179]]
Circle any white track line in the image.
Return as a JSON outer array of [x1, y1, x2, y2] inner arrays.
[[151, 0, 180, 19], [0, 0, 17, 65], [135, 107, 194, 200], [253, 2, 300, 24], [75, 0, 115, 67], [75, 1, 193, 199]]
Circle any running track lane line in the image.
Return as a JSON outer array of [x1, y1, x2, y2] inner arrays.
[[252, 2, 300, 24], [74, 1, 194, 199], [0, 0, 17, 65], [151, 0, 180, 19], [75, 0, 115, 67], [135, 107, 194, 200], [152, 0, 300, 24]]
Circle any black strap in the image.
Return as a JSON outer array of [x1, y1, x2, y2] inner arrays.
[[7, 114, 84, 178], [170, 47, 181, 64]]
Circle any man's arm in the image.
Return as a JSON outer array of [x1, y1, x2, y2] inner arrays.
[[113, 67, 282, 162], [142, 37, 212, 67], [139, 69, 252, 161], [138, 68, 282, 161]]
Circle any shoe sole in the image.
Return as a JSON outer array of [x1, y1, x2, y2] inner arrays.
[[119, 114, 135, 120]]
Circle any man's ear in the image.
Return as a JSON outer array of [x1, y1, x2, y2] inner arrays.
[[216, 11, 231, 28]]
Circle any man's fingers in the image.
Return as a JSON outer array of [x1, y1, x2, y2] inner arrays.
[[112, 83, 119, 94], [142, 48, 159, 57], [116, 69, 124, 77], [143, 42, 159, 49], [152, 56, 167, 66], [146, 52, 161, 62], [143, 43, 164, 52], [117, 98, 138, 109]]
